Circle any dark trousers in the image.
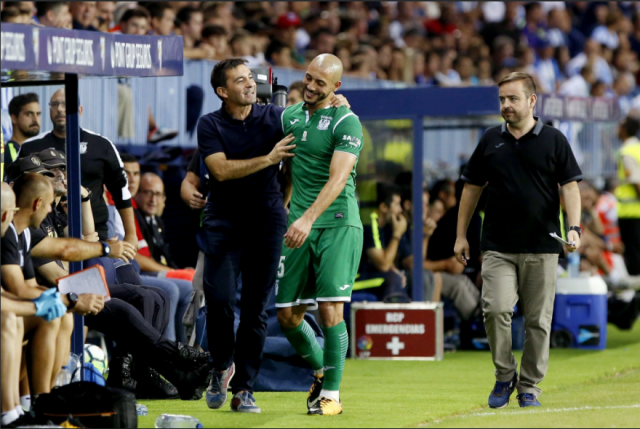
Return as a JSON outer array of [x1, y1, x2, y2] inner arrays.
[[619, 218, 640, 275], [201, 216, 286, 393]]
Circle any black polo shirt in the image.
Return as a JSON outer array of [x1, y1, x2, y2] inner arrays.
[[196, 103, 285, 219], [462, 118, 582, 254], [1, 224, 35, 282]]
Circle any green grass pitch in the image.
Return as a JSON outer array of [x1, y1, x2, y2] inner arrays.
[[138, 323, 640, 428]]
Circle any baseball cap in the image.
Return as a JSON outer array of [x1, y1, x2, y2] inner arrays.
[[277, 12, 301, 29], [37, 148, 66, 169], [6, 156, 55, 181]]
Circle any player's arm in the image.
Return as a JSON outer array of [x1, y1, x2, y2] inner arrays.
[[1, 265, 47, 299], [204, 134, 296, 182], [285, 151, 357, 248], [31, 236, 136, 264], [0, 294, 37, 316], [561, 180, 582, 251], [34, 262, 104, 315]]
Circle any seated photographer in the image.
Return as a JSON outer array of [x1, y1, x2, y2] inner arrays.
[[357, 183, 411, 302]]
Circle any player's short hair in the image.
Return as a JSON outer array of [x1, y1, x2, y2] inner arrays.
[[376, 182, 401, 208], [8, 93, 39, 118], [120, 153, 139, 164], [210, 58, 249, 101], [145, 2, 172, 21], [622, 116, 640, 138], [176, 6, 199, 26], [288, 81, 304, 94], [120, 6, 150, 24], [498, 72, 537, 96], [36, 2, 68, 18]]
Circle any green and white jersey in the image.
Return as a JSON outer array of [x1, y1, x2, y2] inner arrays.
[[282, 102, 363, 230]]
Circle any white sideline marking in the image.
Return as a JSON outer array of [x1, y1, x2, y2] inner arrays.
[[422, 404, 640, 426]]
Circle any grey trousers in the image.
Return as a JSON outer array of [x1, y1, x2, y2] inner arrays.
[[481, 251, 559, 397], [440, 272, 481, 320]]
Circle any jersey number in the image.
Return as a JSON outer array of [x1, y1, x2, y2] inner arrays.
[[278, 256, 286, 278]]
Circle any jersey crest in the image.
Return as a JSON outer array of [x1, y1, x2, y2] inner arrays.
[[317, 115, 333, 131]]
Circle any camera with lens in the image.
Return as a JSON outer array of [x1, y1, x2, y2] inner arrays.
[[251, 67, 288, 107]]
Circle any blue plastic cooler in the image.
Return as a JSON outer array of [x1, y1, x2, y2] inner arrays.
[[552, 277, 608, 350]]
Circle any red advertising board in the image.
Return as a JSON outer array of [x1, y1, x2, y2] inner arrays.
[[351, 303, 443, 360]]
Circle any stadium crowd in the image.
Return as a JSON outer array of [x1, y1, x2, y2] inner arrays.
[[1, 0, 640, 424]]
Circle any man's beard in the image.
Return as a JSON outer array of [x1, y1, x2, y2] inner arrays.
[[22, 125, 40, 137], [54, 122, 66, 135], [501, 109, 526, 124], [303, 86, 330, 106]]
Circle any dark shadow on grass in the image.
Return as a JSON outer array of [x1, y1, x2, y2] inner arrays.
[[606, 323, 640, 349]]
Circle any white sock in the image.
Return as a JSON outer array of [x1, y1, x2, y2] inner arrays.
[[1, 409, 19, 425], [15, 405, 24, 416], [20, 395, 31, 412], [319, 389, 339, 402], [314, 369, 324, 377]]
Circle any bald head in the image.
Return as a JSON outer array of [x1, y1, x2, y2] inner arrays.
[[1, 182, 16, 237], [302, 54, 344, 108], [310, 54, 344, 84], [136, 173, 165, 217], [12, 173, 54, 229]]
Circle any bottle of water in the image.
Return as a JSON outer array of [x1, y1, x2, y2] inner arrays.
[[567, 251, 580, 278], [136, 404, 148, 416], [154, 414, 203, 428], [53, 366, 71, 388], [67, 353, 81, 383]]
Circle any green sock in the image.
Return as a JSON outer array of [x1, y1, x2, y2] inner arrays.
[[282, 320, 324, 371], [321, 321, 348, 391]]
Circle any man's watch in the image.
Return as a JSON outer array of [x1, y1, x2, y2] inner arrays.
[[81, 189, 93, 203], [100, 241, 111, 257], [569, 226, 582, 238], [66, 292, 78, 310]]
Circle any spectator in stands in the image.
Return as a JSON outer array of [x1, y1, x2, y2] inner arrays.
[[5, 155, 53, 185], [615, 116, 640, 276], [596, 178, 626, 277], [93, 0, 114, 32], [273, 12, 306, 68], [5, 93, 40, 172], [430, 179, 458, 213], [202, 2, 233, 34], [230, 30, 266, 67], [534, 42, 563, 93], [1, 5, 26, 23], [560, 64, 595, 97], [177, 6, 213, 60], [287, 81, 304, 106], [591, 10, 621, 50], [358, 183, 410, 302], [265, 40, 292, 68], [566, 38, 613, 86], [146, 2, 175, 36], [19, 89, 138, 251], [119, 6, 149, 35], [308, 28, 336, 56], [69, 1, 97, 31], [521, 2, 550, 50], [36, 1, 71, 29], [455, 55, 479, 87], [477, 57, 496, 86], [120, 154, 192, 343], [201, 25, 229, 60], [547, 8, 586, 58]]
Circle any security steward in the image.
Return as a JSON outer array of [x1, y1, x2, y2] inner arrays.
[[455, 72, 583, 409], [197, 58, 349, 413], [615, 116, 640, 275], [18, 89, 137, 251]]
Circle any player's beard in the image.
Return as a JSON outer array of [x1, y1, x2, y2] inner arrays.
[[303, 86, 330, 106], [22, 124, 40, 137]]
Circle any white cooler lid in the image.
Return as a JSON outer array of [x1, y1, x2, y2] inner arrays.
[[556, 276, 608, 295]]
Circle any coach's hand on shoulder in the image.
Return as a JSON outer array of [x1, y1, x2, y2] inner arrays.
[[330, 94, 350, 109], [107, 237, 137, 263], [284, 215, 313, 249], [454, 237, 470, 266], [268, 134, 296, 165], [566, 230, 581, 253]]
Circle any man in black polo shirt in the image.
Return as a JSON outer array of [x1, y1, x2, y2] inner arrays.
[[455, 72, 583, 409], [198, 58, 349, 413], [4, 93, 41, 178], [18, 89, 137, 252]]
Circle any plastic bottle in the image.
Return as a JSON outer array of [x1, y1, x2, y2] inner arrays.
[[567, 251, 580, 278], [136, 404, 148, 416], [67, 353, 81, 382], [154, 414, 203, 428], [53, 366, 71, 388]]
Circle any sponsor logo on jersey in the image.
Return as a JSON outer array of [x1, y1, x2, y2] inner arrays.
[[335, 213, 344, 219], [317, 115, 333, 131], [302, 131, 307, 141], [290, 119, 299, 125], [342, 135, 361, 148]]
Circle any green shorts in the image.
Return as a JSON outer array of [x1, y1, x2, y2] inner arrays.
[[276, 226, 363, 309]]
